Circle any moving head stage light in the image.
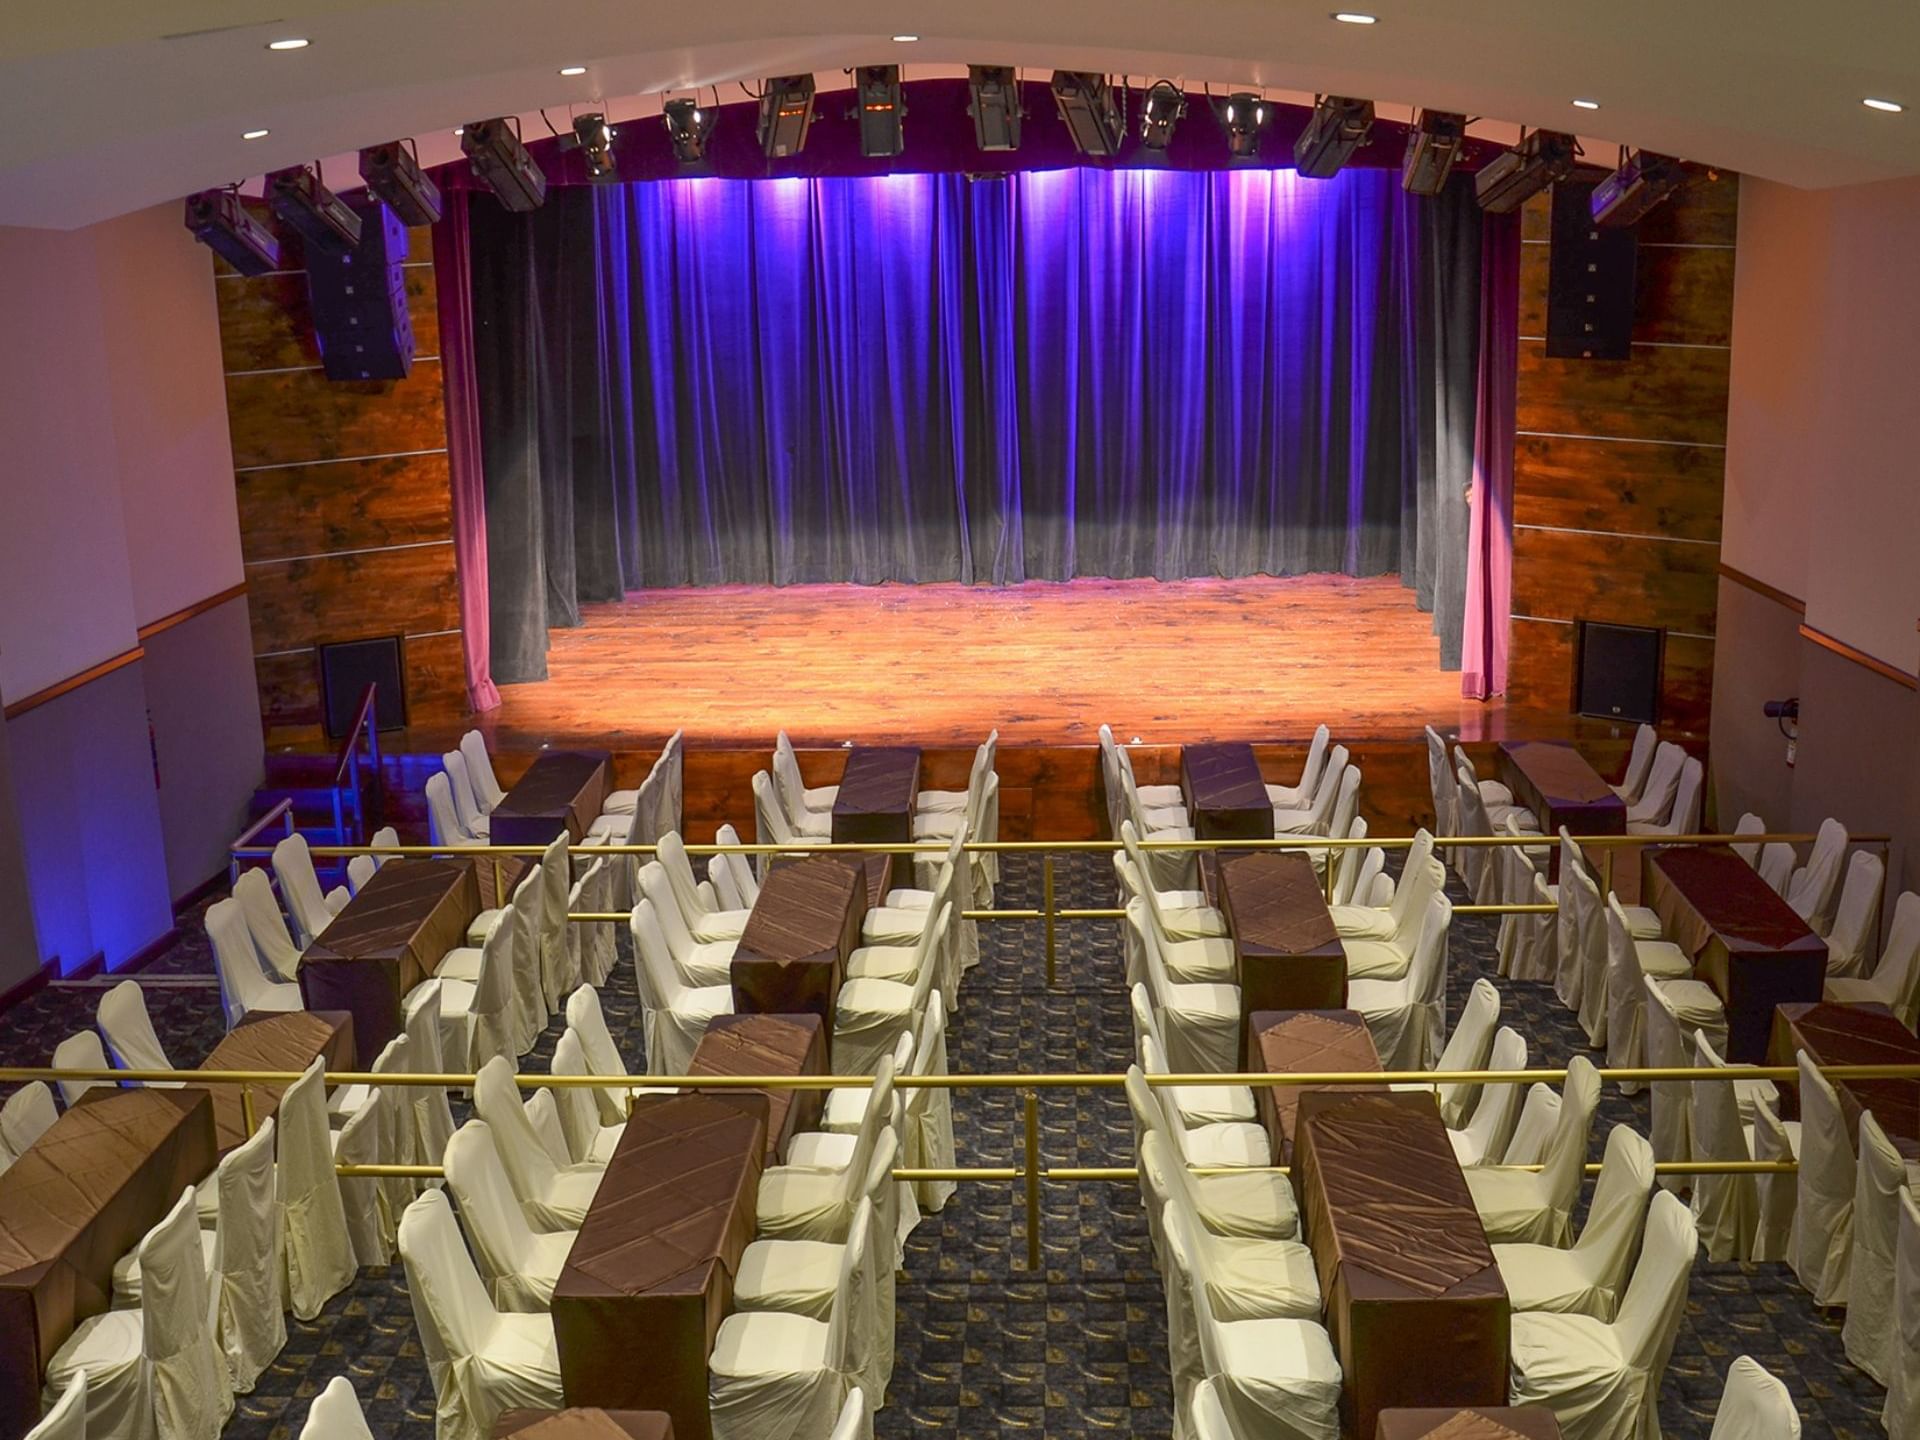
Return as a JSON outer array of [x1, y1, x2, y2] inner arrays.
[[758, 74, 816, 158], [266, 164, 362, 254], [855, 65, 906, 157], [1402, 110, 1467, 195], [1473, 128, 1577, 213], [358, 139, 442, 225], [1592, 150, 1688, 227], [1051, 71, 1124, 157], [461, 118, 547, 211], [663, 97, 716, 164], [968, 65, 1021, 152], [1294, 95, 1374, 178], [183, 188, 280, 275]]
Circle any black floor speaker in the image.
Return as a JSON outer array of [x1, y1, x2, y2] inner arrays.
[[1574, 621, 1663, 724], [318, 637, 409, 738]]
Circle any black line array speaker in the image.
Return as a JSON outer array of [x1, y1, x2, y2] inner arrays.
[[304, 196, 415, 381], [1546, 180, 1639, 360], [318, 637, 409, 739], [1575, 621, 1663, 724]]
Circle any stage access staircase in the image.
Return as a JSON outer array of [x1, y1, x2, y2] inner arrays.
[[232, 683, 386, 882]]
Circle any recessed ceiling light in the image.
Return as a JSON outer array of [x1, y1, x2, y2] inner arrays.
[[559, 65, 587, 76], [1863, 97, 1904, 113], [242, 128, 270, 140], [1331, 12, 1377, 23], [891, 34, 919, 42], [266, 37, 309, 51], [452, 126, 465, 135], [1571, 98, 1601, 110]]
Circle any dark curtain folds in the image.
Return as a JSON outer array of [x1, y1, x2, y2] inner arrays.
[[467, 167, 1489, 684]]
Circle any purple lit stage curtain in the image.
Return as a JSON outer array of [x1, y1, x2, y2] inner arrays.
[[465, 168, 1489, 684], [1461, 213, 1521, 699]]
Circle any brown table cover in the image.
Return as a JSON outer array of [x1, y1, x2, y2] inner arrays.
[[1495, 742, 1625, 880], [300, 857, 484, 1066], [1180, 742, 1276, 841], [1248, 1010, 1385, 1164], [196, 1009, 355, 1153], [688, 1013, 828, 1165], [831, 747, 921, 847], [1293, 1090, 1510, 1440], [490, 751, 613, 847], [0, 1088, 217, 1440], [770, 853, 894, 913], [1220, 854, 1347, 1062], [730, 857, 867, 1029], [1376, 1407, 1563, 1440], [552, 1093, 769, 1440], [1769, 1001, 1920, 1159], [1642, 847, 1828, 1062], [494, 1410, 675, 1440]]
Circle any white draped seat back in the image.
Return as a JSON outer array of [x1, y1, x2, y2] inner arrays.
[[471, 1056, 605, 1233], [710, 824, 760, 911], [1122, 1065, 1300, 1245], [1127, 900, 1239, 1076], [403, 981, 459, 1175], [637, 860, 738, 984], [1466, 1055, 1601, 1246], [1604, 893, 1693, 1082], [25, 1374, 85, 1440], [1755, 843, 1795, 896], [774, 730, 838, 817], [207, 897, 303, 1030], [0, 1083, 58, 1159], [1348, 891, 1452, 1071], [1447, 1027, 1528, 1169], [1841, 1110, 1909, 1384], [567, 859, 618, 988], [1265, 725, 1331, 810], [346, 855, 377, 894], [440, 751, 492, 841], [751, 770, 824, 881], [1689, 1032, 1760, 1262], [1625, 742, 1686, 829], [274, 832, 351, 944], [1502, 1083, 1562, 1169], [211, 1116, 285, 1394], [50, 1030, 109, 1109], [1885, 1185, 1920, 1440], [1492, 1124, 1656, 1322], [1729, 813, 1766, 867], [564, 984, 646, 1125], [875, 827, 979, 985], [437, 901, 523, 1072], [658, 831, 752, 942], [297, 1376, 378, 1440], [279, 1058, 358, 1321], [756, 1061, 897, 1246], [443, 1121, 575, 1313], [1114, 745, 1200, 892], [1785, 817, 1849, 937], [458, 731, 508, 813], [630, 898, 734, 1077], [1129, 984, 1256, 1130], [97, 980, 180, 1085], [1709, 1358, 1800, 1440], [1629, 755, 1704, 838], [425, 773, 478, 850], [1610, 725, 1658, 806], [531, 833, 574, 1012], [550, 1029, 624, 1166], [1747, 1098, 1800, 1265], [333, 1092, 389, 1271], [1826, 890, 1920, 1028], [1330, 828, 1442, 943], [1788, 1051, 1856, 1307], [833, 903, 950, 1077], [1820, 850, 1884, 979], [1409, 975, 1500, 1129], [232, 867, 304, 982]]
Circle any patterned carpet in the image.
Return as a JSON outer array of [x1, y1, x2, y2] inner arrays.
[[0, 850, 1893, 1438]]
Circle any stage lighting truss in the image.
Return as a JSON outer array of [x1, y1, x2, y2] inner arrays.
[[1294, 94, 1375, 177], [758, 74, 816, 158], [183, 187, 281, 275], [461, 117, 548, 211], [1592, 147, 1688, 226], [854, 65, 906, 156], [1472, 127, 1578, 213], [1139, 80, 1186, 150], [1221, 91, 1269, 159], [663, 97, 716, 164], [1051, 70, 1124, 157], [266, 162, 362, 254], [1401, 109, 1466, 195], [358, 138, 442, 225], [566, 112, 618, 181], [967, 65, 1022, 151]]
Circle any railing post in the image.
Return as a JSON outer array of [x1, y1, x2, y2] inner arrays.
[[1602, 845, 1615, 898], [1042, 857, 1057, 988], [241, 1084, 257, 1139], [1022, 1088, 1042, 1272]]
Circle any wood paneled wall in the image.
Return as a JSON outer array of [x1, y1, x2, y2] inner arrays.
[[1508, 176, 1738, 735], [213, 209, 465, 735]]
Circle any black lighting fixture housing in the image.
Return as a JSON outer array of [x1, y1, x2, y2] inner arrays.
[[663, 96, 716, 164], [358, 139, 442, 225], [1402, 110, 1467, 195], [1473, 128, 1578, 213], [758, 74, 816, 158], [183, 187, 281, 275], [967, 65, 1022, 151], [567, 112, 618, 181], [266, 163, 362, 254], [1220, 91, 1269, 160], [855, 65, 906, 157], [1294, 94, 1375, 178], [461, 117, 547, 211], [1050, 70, 1124, 157], [1139, 80, 1186, 150], [1592, 148, 1688, 227]]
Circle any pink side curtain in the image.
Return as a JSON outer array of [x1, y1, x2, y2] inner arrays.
[[1460, 213, 1520, 700], [431, 188, 501, 712]]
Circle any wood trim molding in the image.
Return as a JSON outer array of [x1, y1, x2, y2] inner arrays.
[[2, 645, 145, 722], [1717, 563, 1806, 616], [1797, 623, 1919, 691], [136, 580, 249, 642]]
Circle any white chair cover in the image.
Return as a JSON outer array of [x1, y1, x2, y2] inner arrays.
[[1840, 1109, 1907, 1383], [1785, 817, 1848, 936], [1787, 1052, 1855, 1307], [904, 990, 957, 1213], [630, 899, 733, 1076], [0, 1083, 58, 1158], [443, 1121, 574, 1312], [212, 1117, 286, 1393], [1642, 973, 1730, 1191], [98, 980, 178, 1083], [232, 868, 304, 982], [459, 731, 508, 812], [1625, 742, 1685, 827], [565, 985, 639, 1125], [1503, 1084, 1562, 1168], [404, 982, 458, 1175], [1611, 725, 1658, 805], [1265, 725, 1331, 809], [1129, 901, 1239, 1075], [279, 1058, 357, 1320], [273, 833, 346, 945], [774, 730, 838, 815], [441, 751, 491, 840], [297, 1376, 377, 1440], [1748, 1097, 1799, 1265], [346, 855, 376, 894], [1709, 1357, 1800, 1440], [1823, 850, 1884, 978], [1465, 1056, 1600, 1245], [1492, 1125, 1656, 1320], [1826, 888, 1920, 1028], [1122, 1067, 1299, 1242], [1689, 1031, 1757, 1261], [1629, 755, 1703, 838], [207, 897, 302, 1030], [1348, 892, 1452, 1071], [50, 1030, 109, 1109], [26, 1374, 85, 1440], [1756, 843, 1795, 896], [1425, 976, 1499, 1129], [472, 1057, 604, 1232], [550, 1030, 623, 1165], [1448, 1027, 1527, 1168], [637, 860, 738, 982], [333, 1095, 390, 1269], [425, 773, 477, 849], [828, 1386, 870, 1440], [1729, 813, 1766, 867], [1885, 1185, 1920, 1440], [833, 905, 948, 1077]]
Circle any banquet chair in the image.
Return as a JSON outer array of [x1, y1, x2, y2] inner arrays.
[[0, 1083, 57, 1158], [472, 1056, 604, 1232], [1348, 892, 1453, 1071], [1518, 871, 1562, 987], [1730, 813, 1767, 867], [1610, 724, 1659, 806], [1115, 825, 1224, 935], [1642, 973, 1732, 1191], [521, 1090, 571, 1171], [828, 1388, 869, 1440], [1551, 835, 1594, 1014], [1098, 726, 1183, 832], [1425, 726, 1518, 832], [97, 980, 181, 1084], [50, 1030, 109, 1108], [1756, 843, 1795, 896], [404, 982, 459, 1175], [847, 868, 952, 992], [1129, 902, 1240, 1074], [1508, 1191, 1699, 1440], [458, 731, 508, 813], [1628, 755, 1704, 838], [425, 773, 481, 850], [1455, 764, 1539, 905], [398, 1189, 564, 1440], [443, 1120, 575, 1311], [1452, 744, 1526, 825], [709, 823, 761, 911], [435, 901, 526, 1069], [1329, 818, 1387, 909], [752, 769, 826, 880], [528, 832, 576, 1010], [332, 1092, 391, 1269], [918, 731, 997, 820], [564, 984, 648, 1124], [207, 1118, 284, 1393], [1394, 976, 1500, 1130], [1495, 821, 1549, 980], [775, 730, 838, 816], [1265, 725, 1332, 810], [1130, 984, 1257, 1128], [871, 827, 979, 985], [207, 896, 303, 1029], [1821, 849, 1884, 977], [1624, 742, 1687, 830], [367, 824, 400, 867], [709, 1198, 869, 1440], [1503, 1084, 1562, 1168], [273, 832, 350, 945], [1466, 1055, 1601, 1245], [1123, 1067, 1299, 1241], [1271, 752, 1355, 845], [440, 750, 492, 839], [637, 860, 738, 983], [45, 1186, 233, 1440], [826, 1003, 952, 1205], [1604, 893, 1693, 1078], [1689, 1031, 1759, 1261], [1748, 1098, 1800, 1264], [1841, 1110, 1908, 1383], [1299, 766, 1364, 881], [1709, 1358, 1800, 1440], [1138, 1034, 1272, 1171], [1331, 829, 1443, 943], [916, 739, 1000, 900], [551, 1029, 624, 1164], [630, 899, 733, 1075], [567, 859, 618, 988], [298, 1377, 376, 1440], [598, 729, 682, 820], [834, 903, 950, 1076], [1444, 1027, 1528, 1169], [280, 1058, 357, 1319], [756, 1061, 897, 1244], [1492, 1124, 1657, 1320], [1115, 746, 1200, 892], [232, 867, 304, 982], [1342, 852, 1452, 984], [1786, 817, 1848, 936], [346, 854, 376, 894], [1568, 865, 1618, 1046], [27, 1375, 85, 1440], [1886, 1185, 1920, 1440], [658, 831, 752, 941], [1788, 1051, 1856, 1306], [1825, 889, 1920, 1027], [1120, 834, 1234, 982]]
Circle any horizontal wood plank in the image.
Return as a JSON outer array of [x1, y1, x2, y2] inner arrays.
[[246, 543, 460, 654], [1661, 633, 1715, 734], [1516, 339, 1731, 448], [403, 630, 471, 720], [1512, 527, 1720, 633], [1506, 617, 1576, 713], [237, 451, 454, 560], [1512, 434, 1724, 542], [226, 359, 447, 470]]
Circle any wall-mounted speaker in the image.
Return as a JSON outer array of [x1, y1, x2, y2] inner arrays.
[[1574, 621, 1663, 724], [304, 196, 414, 381], [1546, 180, 1639, 360], [318, 637, 409, 738]]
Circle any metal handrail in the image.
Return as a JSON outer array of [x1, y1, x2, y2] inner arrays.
[[226, 799, 296, 885]]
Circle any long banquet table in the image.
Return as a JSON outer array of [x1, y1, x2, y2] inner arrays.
[[490, 750, 613, 847], [493, 1410, 675, 1439], [197, 1008, 355, 1153], [1219, 853, 1348, 1061], [1495, 742, 1624, 879], [729, 856, 867, 1031], [1247, 1009, 1385, 1164], [1640, 847, 1827, 1062], [1768, 1001, 1920, 1161], [1375, 1407, 1564, 1440], [1293, 1090, 1510, 1440], [687, 1013, 828, 1165], [551, 1092, 769, 1440], [1180, 742, 1275, 841], [831, 746, 921, 847]]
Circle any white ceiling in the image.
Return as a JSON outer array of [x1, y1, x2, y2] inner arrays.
[[3, 0, 1917, 229]]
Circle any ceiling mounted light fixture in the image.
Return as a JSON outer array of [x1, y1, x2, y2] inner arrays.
[[1331, 12, 1377, 23], [266, 38, 309, 51], [1571, 98, 1601, 110], [242, 128, 270, 140], [1863, 97, 1904, 113], [559, 65, 587, 76]]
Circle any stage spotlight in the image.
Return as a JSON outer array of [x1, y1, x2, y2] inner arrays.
[[855, 65, 906, 157], [266, 164, 362, 254], [1472, 127, 1577, 213], [461, 118, 547, 211], [967, 65, 1022, 151], [663, 97, 716, 164], [1592, 149, 1687, 226], [1401, 109, 1466, 195], [1294, 95, 1374, 177], [358, 140, 442, 225], [568, 112, 617, 181], [1051, 70, 1124, 156], [757, 74, 816, 158], [183, 188, 280, 275], [1139, 80, 1186, 150], [1221, 91, 1269, 159]]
